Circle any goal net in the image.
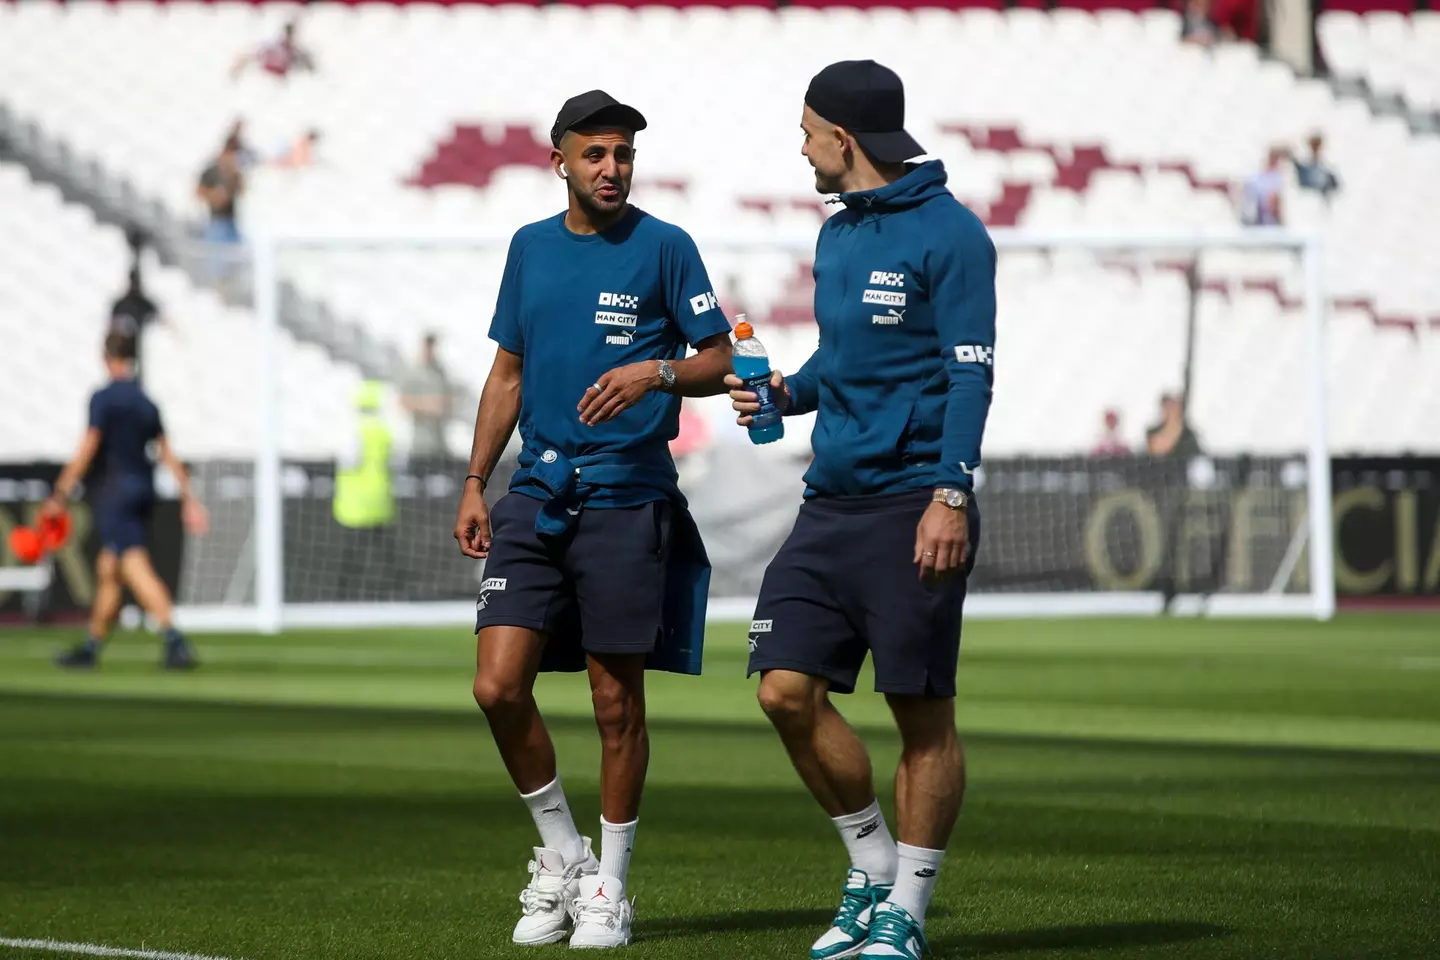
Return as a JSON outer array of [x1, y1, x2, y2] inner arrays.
[[173, 228, 1333, 632]]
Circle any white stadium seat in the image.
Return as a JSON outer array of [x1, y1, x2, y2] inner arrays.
[[0, 4, 1436, 459]]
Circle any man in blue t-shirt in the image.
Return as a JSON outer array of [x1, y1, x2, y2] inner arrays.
[[46, 332, 209, 670], [728, 62, 995, 960], [452, 90, 733, 949]]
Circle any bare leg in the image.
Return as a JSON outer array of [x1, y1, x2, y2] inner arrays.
[[472, 625, 552, 792], [587, 652, 649, 823], [117, 547, 175, 629], [757, 669, 876, 816], [88, 550, 122, 640], [885, 695, 965, 847]]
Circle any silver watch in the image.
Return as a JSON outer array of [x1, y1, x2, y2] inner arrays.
[[932, 487, 968, 510], [656, 359, 677, 392]]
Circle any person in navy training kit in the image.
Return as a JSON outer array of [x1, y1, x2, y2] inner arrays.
[[728, 61, 996, 960], [451, 90, 733, 949], [47, 332, 209, 670]]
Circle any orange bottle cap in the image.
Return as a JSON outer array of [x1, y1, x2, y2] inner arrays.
[[734, 320, 753, 339]]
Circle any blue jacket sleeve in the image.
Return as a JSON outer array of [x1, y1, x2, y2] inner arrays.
[[783, 349, 822, 417], [929, 218, 997, 491], [487, 231, 529, 355]]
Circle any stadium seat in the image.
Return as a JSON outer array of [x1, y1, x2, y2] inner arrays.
[[1, 3, 1437, 458]]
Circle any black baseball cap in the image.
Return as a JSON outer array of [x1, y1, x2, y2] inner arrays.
[[550, 90, 647, 148], [805, 60, 924, 164]]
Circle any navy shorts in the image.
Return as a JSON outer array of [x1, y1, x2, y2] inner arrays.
[[474, 493, 672, 661], [96, 495, 154, 554], [747, 489, 980, 698]]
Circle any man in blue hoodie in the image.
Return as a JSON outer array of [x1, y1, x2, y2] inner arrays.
[[729, 61, 995, 960]]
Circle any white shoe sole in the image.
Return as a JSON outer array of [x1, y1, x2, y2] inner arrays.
[[568, 940, 631, 950], [815, 944, 867, 960], [513, 927, 571, 946]]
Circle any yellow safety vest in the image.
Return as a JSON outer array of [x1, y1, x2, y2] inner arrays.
[[334, 414, 395, 529]]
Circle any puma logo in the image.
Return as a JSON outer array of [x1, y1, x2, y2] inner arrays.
[[541, 804, 563, 815]]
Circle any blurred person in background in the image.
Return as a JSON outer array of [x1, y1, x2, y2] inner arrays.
[[1240, 146, 1287, 226], [108, 265, 161, 385], [1293, 133, 1340, 199], [1181, 0, 1223, 46], [1146, 393, 1203, 459], [270, 128, 321, 170], [398, 332, 454, 461], [196, 138, 245, 286], [1092, 408, 1130, 456], [197, 138, 244, 245], [230, 20, 315, 81], [333, 381, 400, 600], [47, 332, 207, 671], [224, 118, 260, 170]]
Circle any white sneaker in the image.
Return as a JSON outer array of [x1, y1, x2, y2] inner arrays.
[[512, 839, 598, 946], [568, 875, 633, 949]]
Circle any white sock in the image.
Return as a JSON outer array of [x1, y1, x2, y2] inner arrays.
[[887, 842, 944, 927], [831, 799, 898, 885], [599, 816, 637, 884], [519, 776, 585, 865]]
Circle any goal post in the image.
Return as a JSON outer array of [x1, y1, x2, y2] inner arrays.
[[174, 226, 1332, 633]]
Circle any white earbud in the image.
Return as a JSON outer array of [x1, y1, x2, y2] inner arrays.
[[559, 163, 569, 179]]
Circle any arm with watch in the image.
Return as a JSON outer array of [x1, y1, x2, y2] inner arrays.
[[915, 218, 997, 583], [576, 331, 734, 426]]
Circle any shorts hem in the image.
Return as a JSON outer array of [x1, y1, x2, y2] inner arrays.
[[581, 639, 660, 656], [474, 614, 549, 635], [872, 681, 957, 698], [746, 657, 858, 695]]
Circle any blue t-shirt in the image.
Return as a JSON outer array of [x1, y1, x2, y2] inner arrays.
[[87, 378, 163, 502], [489, 207, 730, 507]]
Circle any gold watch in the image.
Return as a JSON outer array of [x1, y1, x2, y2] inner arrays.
[[932, 488, 968, 510]]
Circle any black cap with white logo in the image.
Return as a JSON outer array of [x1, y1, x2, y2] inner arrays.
[[550, 90, 648, 148], [804, 60, 925, 164]]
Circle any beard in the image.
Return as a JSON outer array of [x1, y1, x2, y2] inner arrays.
[[575, 180, 629, 217], [812, 167, 845, 195]]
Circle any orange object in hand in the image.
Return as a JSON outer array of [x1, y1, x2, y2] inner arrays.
[[8, 526, 43, 565], [38, 511, 72, 551]]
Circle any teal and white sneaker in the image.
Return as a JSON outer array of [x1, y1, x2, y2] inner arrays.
[[858, 903, 928, 959], [810, 869, 893, 960]]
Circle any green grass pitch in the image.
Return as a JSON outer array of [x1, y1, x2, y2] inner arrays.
[[1, 616, 1438, 960]]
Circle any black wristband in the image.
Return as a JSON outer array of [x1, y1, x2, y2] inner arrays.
[[465, 474, 487, 487]]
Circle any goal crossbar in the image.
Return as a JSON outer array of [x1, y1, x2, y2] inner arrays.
[[209, 227, 1332, 634]]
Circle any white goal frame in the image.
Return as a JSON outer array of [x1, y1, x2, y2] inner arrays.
[[176, 227, 1332, 633]]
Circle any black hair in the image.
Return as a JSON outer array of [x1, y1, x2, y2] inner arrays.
[[105, 331, 138, 361]]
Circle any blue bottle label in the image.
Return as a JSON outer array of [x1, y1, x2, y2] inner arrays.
[[744, 372, 781, 429]]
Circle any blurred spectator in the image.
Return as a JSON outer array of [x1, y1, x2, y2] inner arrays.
[[398, 333, 454, 460], [1293, 134, 1339, 198], [1181, 0, 1223, 47], [1092, 409, 1130, 457], [1240, 147, 1287, 226], [231, 21, 315, 81], [108, 265, 160, 386], [224, 119, 260, 170], [196, 139, 244, 244], [109, 266, 159, 341], [1146, 393, 1203, 459], [270, 129, 322, 170]]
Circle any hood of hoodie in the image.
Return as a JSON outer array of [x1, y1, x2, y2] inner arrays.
[[835, 159, 951, 213]]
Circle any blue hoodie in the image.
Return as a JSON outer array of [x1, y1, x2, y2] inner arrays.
[[784, 160, 996, 496]]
